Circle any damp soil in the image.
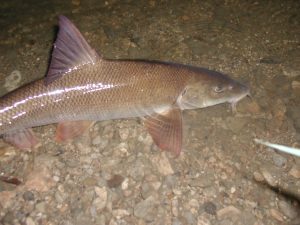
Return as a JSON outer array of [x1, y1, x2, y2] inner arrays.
[[0, 0, 299, 225]]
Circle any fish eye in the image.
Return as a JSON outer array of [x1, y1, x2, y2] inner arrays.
[[213, 85, 224, 93]]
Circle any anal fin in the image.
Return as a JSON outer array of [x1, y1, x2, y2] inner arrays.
[[56, 120, 95, 142], [3, 129, 39, 149], [144, 108, 183, 156]]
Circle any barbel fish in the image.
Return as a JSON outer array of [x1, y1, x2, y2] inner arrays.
[[0, 16, 250, 155]]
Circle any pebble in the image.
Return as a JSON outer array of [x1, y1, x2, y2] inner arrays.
[[4, 70, 22, 92], [134, 196, 158, 221], [35, 201, 46, 213], [121, 178, 129, 190], [26, 217, 36, 225], [283, 67, 300, 77], [107, 174, 124, 188], [272, 153, 287, 168], [171, 197, 179, 217], [152, 152, 174, 176], [189, 199, 199, 210], [292, 80, 300, 89], [289, 165, 300, 178], [203, 201, 217, 215], [183, 211, 196, 224], [253, 171, 264, 182], [225, 117, 248, 133], [0, 191, 16, 208], [93, 186, 108, 211], [0, 145, 16, 162], [269, 208, 284, 222], [23, 191, 34, 201], [217, 205, 241, 218], [260, 168, 277, 187], [112, 209, 130, 219], [278, 200, 299, 219], [119, 127, 130, 140]]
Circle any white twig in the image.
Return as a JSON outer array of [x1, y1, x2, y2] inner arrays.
[[254, 139, 300, 157]]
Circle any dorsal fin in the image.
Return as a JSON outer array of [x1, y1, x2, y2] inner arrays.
[[45, 15, 101, 84]]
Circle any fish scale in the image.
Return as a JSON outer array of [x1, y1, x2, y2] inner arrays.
[[0, 60, 187, 134]]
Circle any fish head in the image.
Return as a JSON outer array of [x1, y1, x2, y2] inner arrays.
[[177, 68, 250, 111]]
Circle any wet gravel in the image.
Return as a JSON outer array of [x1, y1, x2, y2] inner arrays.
[[0, 0, 300, 224]]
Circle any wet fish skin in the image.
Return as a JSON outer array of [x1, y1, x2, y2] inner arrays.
[[0, 16, 250, 154]]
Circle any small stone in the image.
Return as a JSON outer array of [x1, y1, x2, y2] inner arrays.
[[107, 175, 124, 188], [278, 200, 298, 219], [92, 136, 102, 145], [203, 201, 217, 215], [184, 211, 196, 224], [188, 175, 213, 188], [24, 155, 56, 192], [189, 199, 199, 209], [171, 197, 179, 217], [269, 208, 284, 222], [4, 70, 22, 92], [283, 67, 300, 77], [152, 152, 174, 176], [93, 186, 108, 211], [83, 177, 98, 187], [121, 178, 129, 190], [119, 128, 129, 140], [141, 182, 155, 199], [261, 168, 277, 187], [0, 145, 16, 162], [230, 187, 236, 194], [217, 206, 241, 218], [26, 217, 36, 225], [0, 191, 16, 208], [197, 215, 212, 225], [292, 80, 300, 89], [23, 191, 34, 201], [289, 165, 300, 178], [225, 117, 247, 133], [71, 0, 80, 6], [134, 196, 158, 221], [272, 153, 287, 168], [35, 201, 46, 213], [244, 100, 261, 114], [53, 175, 60, 182], [112, 209, 130, 219], [55, 191, 65, 203], [253, 171, 264, 182]]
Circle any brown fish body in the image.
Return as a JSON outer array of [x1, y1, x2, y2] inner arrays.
[[0, 60, 192, 134], [0, 16, 249, 154]]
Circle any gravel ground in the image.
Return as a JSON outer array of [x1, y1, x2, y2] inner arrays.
[[0, 0, 299, 224]]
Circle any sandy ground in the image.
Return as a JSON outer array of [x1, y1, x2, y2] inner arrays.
[[0, 0, 299, 224]]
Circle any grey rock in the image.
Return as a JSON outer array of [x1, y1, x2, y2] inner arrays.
[[272, 153, 287, 168], [134, 196, 158, 221], [23, 191, 34, 201], [183, 211, 196, 225], [35, 201, 46, 213], [278, 200, 299, 219], [203, 201, 217, 215]]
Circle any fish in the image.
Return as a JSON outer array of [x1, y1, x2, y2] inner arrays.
[[254, 139, 300, 157], [0, 16, 250, 155]]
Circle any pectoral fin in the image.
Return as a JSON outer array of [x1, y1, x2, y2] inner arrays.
[[3, 129, 39, 149], [144, 108, 183, 156], [56, 120, 95, 142]]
